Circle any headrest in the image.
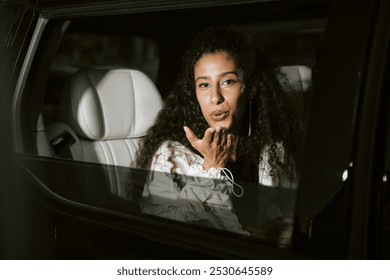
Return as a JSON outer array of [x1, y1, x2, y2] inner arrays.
[[60, 69, 163, 140], [280, 65, 312, 92]]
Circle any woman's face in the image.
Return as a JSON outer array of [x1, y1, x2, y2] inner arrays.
[[194, 51, 247, 134]]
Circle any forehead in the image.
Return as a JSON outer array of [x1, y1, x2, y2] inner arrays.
[[194, 52, 237, 73]]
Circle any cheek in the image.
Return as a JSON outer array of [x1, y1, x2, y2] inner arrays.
[[196, 95, 209, 116]]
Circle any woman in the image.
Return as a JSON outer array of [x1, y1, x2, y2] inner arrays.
[[133, 26, 302, 235]]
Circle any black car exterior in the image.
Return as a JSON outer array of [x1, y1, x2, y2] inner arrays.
[[1, 0, 389, 259]]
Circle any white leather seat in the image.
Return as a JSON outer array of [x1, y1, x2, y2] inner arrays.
[[280, 65, 312, 121], [47, 68, 163, 167], [280, 65, 312, 92]]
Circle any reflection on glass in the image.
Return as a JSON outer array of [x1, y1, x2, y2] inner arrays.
[[141, 169, 249, 235], [18, 153, 296, 249], [139, 168, 297, 249]]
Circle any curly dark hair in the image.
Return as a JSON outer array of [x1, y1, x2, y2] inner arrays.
[[134, 25, 303, 183]]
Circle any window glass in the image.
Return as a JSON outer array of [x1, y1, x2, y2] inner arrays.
[[23, 2, 329, 255], [53, 34, 159, 81]]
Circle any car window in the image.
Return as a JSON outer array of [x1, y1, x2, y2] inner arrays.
[[14, 1, 329, 258]]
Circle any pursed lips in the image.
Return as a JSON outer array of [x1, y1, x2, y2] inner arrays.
[[210, 110, 229, 121]]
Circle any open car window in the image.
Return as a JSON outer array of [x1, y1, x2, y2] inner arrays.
[[13, 0, 330, 258]]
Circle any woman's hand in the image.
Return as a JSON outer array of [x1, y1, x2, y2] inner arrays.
[[183, 126, 235, 170]]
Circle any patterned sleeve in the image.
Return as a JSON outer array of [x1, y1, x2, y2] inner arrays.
[[141, 141, 248, 235]]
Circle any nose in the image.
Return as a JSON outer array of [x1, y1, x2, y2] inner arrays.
[[210, 87, 224, 105]]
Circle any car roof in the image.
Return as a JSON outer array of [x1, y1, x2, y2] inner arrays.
[[36, 0, 328, 18]]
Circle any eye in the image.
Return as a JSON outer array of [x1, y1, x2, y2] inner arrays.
[[221, 79, 238, 87], [198, 82, 210, 88]]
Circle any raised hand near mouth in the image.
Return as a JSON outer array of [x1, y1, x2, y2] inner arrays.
[[183, 125, 237, 171]]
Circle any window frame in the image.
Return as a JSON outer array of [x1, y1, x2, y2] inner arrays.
[[10, 0, 389, 259]]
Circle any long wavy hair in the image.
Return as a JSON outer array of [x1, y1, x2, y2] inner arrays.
[[134, 26, 303, 183]]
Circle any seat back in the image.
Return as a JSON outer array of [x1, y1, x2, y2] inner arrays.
[[280, 65, 312, 121], [47, 68, 163, 167], [280, 65, 312, 92]]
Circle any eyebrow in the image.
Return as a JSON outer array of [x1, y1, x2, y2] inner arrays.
[[195, 71, 239, 82]]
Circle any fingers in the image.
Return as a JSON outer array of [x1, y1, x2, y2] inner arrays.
[[226, 132, 233, 149], [184, 125, 236, 169], [184, 126, 217, 146], [183, 126, 198, 146], [184, 125, 233, 151], [204, 127, 215, 144], [213, 127, 229, 146]]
